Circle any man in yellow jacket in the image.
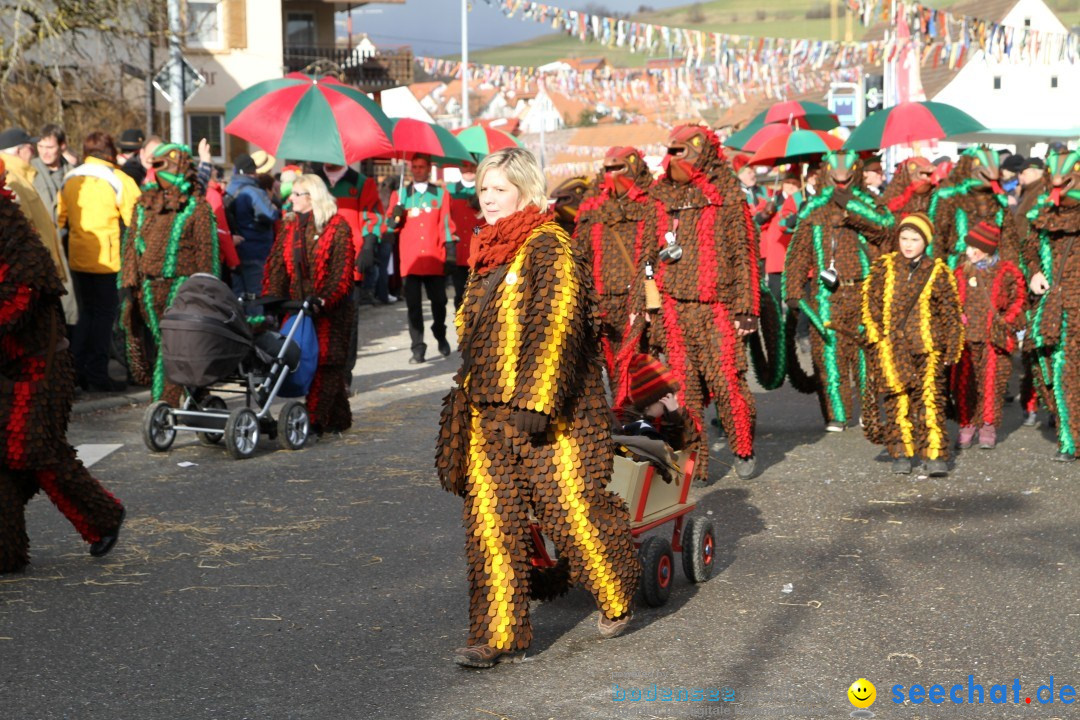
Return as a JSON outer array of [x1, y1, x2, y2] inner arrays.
[[58, 131, 140, 392], [0, 149, 78, 325]]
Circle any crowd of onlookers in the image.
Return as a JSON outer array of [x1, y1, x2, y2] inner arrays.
[[0, 122, 481, 397]]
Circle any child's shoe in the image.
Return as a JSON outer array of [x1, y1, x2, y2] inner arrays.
[[957, 425, 976, 449], [978, 424, 996, 449]]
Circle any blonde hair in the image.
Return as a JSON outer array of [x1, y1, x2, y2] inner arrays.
[[476, 147, 548, 213], [292, 174, 338, 231]]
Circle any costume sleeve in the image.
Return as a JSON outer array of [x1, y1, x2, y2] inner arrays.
[[931, 262, 964, 364], [0, 263, 37, 332], [844, 195, 895, 247], [512, 233, 584, 417], [929, 194, 956, 259], [119, 210, 140, 289], [315, 217, 355, 310], [991, 262, 1026, 350], [783, 215, 815, 303], [261, 223, 289, 298], [358, 178, 385, 237], [861, 258, 886, 345]]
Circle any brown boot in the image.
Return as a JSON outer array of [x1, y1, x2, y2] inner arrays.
[[598, 611, 633, 639], [453, 644, 526, 668]]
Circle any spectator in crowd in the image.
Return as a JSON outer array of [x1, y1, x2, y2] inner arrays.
[[0, 127, 35, 166], [734, 154, 769, 221], [317, 160, 385, 305], [384, 154, 454, 364], [30, 124, 74, 219], [225, 152, 280, 302], [58, 131, 141, 392], [1000, 152, 1025, 207], [116, 128, 145, 177], [0, 138, 77, 326], [863, 157, 885, 196], [446, 161, 481, 309], [118, 133, 162, 188], [757, 169, 803, 304]]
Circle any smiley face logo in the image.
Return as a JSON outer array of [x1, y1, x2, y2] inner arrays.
[[848, 678, 876, 709]]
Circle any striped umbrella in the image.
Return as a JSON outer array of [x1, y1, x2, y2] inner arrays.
[[843, 101, 987, 151], [224, 73, 394, 164], [725, 123, 796, 153], [455, 124, 523, 160], [383, 118, 473, 165], [727, 101, 840, 149], [746, 129, 843, 166]]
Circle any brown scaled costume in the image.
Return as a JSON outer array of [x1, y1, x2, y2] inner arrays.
[[436, 206, 637, 653], [861, 222, 965, 462], [0, 178, 124, 572], [263, 211, 356, 434], [784, 151, 895, 427], [120, 144, 218, 406], [928, 147, 1015, 267], [574, 147, 657, 381], [623, 124, 760, 480]]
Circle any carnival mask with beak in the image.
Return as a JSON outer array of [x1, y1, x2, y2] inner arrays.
[[907, 156, 936, 194], [1046, 148, 1080, 207], [549, 176, 590, 224], [664, 125, 709, 185], [602, 146, 645, 197], [962, 146, 1001, 190], [822, 150, 861, 190], [151, 143, 194, 195]]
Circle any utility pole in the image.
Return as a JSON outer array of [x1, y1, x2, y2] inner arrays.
[[461, 0, 470, 128], [146, 7, 156, 136], [167, 0, 185, 144]]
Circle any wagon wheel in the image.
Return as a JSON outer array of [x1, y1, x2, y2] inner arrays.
[[197, 396, 228, 446], [639, 536, 674, 607], [276, 400, 310, 451], [681, 516, 717, 583], [224, 407, 260, 460], [142, 401, 176, 452]]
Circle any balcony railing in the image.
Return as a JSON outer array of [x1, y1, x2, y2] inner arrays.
[[283, 45, 413, 90]]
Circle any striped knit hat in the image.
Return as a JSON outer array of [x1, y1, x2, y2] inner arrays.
[[966, 220, 1000, 254], [629, 353, 679, 411], [897, 212, 934, 244]]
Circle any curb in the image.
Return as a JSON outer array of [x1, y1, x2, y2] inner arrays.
[[73, 390, 152, 416]]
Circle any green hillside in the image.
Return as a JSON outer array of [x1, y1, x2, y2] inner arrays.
[[466, 0, 1080, 68]]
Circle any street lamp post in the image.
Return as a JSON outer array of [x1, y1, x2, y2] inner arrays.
[[461, 0, 470, 128], [167, 0, 185, 144]]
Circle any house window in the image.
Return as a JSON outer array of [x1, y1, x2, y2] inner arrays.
[[189, 114, 224, 162], [286, 12, 316, 47], [1024, 17, 1031, 27], [1051, 76, 1059, 89], [187, 1, 222, 49], [993, 76, 1002, 90]]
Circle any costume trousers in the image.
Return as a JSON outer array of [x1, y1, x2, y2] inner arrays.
[[1049, 313, 1079, 454], [125, 278, 182, 405], [660, 297, 756, 480], [953, 342, 1012, 428], [809, 330, 863, 425], [0, 444, 125, 573], [70, 271, 119, 387], [881, 352, 950, 461], [462, 403, 638, 651], [403, 274, 447, 355], [598, 293, 630, 382], [307, 364, 352, 434]]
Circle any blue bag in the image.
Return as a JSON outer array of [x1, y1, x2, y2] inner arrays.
[[277, 313, 319, 398]]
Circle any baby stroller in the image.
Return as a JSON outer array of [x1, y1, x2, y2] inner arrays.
[[140, 274, 313, 460]]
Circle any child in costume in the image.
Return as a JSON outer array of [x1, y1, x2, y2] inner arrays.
[[951, 221, 1026, 450], [861, 213, 965, 476]]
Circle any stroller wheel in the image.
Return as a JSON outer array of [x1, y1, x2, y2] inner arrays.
[[142, 401, 176, 452], [681, 516, 717, 584], [225, 407, 260, 460], [197, 396, 228, 446], [639, 536, 674, 607], [277, 400, 310, 451]]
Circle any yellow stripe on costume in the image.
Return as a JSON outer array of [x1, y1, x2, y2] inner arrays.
[[467, 409, 517, 650], [495, 251, 528, 405], [533, 226, 577, 415], [552, 418, 629, 619]]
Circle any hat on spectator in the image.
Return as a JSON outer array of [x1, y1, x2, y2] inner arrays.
[[732, 154, 751, 172], [250, 149, 276, 174], [0, 127, 34, 150], [233, 153, 257, 175], [118, 128, 146, 152], [1021, 157, 1046, 172], [1000, 153, 1026, 174]]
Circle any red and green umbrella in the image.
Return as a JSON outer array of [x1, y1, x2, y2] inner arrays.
[[725, 123, 796, 153], [843, 100, 986, 151], [747, 129, 843, 166], [383, 118, 473, 165], [224, 72, 394, 164], [455, 124, 523, 160], [727, 100, 839, 149]]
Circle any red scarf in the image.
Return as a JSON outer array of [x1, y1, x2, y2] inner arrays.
[[471, 206, 554, 274]]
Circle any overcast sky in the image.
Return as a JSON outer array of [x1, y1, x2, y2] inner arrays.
[[347, 0, 692, 57]]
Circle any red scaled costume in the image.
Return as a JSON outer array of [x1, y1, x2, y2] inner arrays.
[[880, 156, 936, 221], [574, 147, 657, 381], [0, 174, 124, 572], [263, 212, 356, 433], [624, 125, 760, 480]]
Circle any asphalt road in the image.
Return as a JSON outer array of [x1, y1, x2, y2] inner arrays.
[[2, 300, 1076, 720]]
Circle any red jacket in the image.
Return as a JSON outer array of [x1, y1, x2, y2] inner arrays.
[[758, 191, 802, 275], [204, 181, 240, 270], [388, 183, 455, 277], [446, 181, 482, 267], [323, 169, 384, 281]]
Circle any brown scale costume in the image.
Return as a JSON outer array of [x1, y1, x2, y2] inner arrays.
[[621, 124, 761, 481], [0, 176, 124, 572], [1021, 149, 1080, 459], [436, 206, 638, 654], [783, 150, 895, 427], [574, 147, 657, 381], [549, 175, 590, 236], [120, 144, 218, 406], [263, 211, 356, 434], [928, 146, 1016, 268], [861, 216, 965, 463]]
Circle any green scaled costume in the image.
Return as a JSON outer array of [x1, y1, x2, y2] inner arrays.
[[120, 144, 219, 405], [927, 146, 1011, 269]]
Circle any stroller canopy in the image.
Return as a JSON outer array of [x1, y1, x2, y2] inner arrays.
[[161, 274, 254, 388]]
